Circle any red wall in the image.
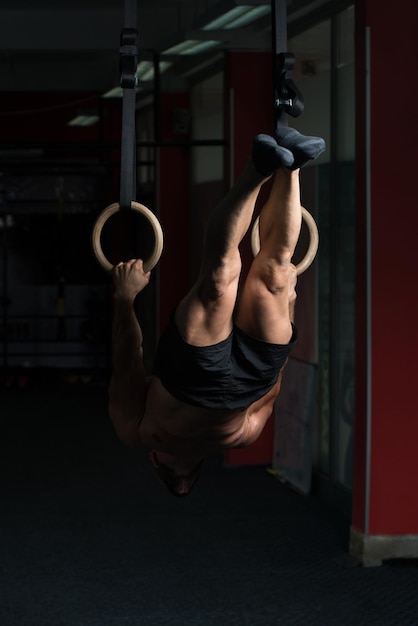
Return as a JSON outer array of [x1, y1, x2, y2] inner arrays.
[[0, 90, 123, 209], [0, 92, 101, 144], [353, 0, 418, 535]]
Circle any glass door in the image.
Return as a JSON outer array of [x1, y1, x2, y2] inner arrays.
[[289, 5, 355, 504]]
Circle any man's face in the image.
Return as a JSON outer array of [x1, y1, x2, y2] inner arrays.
[[149, 451, 204, 497]]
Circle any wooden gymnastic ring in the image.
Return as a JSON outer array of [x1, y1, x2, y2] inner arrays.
[[250, 206, 319, 276], [92, 201, 164, 273]]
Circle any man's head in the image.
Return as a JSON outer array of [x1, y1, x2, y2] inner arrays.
[[150, 451, 204, 497]]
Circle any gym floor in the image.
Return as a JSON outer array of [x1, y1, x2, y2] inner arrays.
[[1, 372, 418, 626]]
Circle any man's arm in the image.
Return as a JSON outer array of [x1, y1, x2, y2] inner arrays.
[[108, 260, 150, 449]]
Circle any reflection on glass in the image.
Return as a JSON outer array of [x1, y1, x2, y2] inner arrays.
[[335, 6, 355, 488], [289, 5, 355, 489], [290, 19, 332, 476]]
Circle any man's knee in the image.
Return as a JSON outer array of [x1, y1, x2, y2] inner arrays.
[[256, 257, 292, 295], [198, 254, 241, 303]]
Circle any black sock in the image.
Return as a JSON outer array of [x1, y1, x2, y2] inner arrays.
[[274, 127, 325, 169], [252, 134, 294, 176]]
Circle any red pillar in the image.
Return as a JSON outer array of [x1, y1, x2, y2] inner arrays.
[[351, 0, 418, 565]]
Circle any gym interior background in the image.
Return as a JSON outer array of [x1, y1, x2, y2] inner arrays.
[[1, 0, 418, 572]]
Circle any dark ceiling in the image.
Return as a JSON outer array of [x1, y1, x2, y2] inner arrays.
[[0, 0, 328, 94]]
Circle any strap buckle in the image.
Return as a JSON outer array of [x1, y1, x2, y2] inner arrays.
[[274, 52, 304, 120], [119, 27, 138, 89]]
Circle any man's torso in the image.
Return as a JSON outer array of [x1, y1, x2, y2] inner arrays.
[[138, 374, 283, 456]]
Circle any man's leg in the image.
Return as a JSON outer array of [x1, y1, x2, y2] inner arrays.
[[235, 129, 325, 343], [108, 260, 150, 449], [175, 135, 294, 347]]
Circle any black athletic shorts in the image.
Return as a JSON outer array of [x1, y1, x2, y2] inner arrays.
[[152, 310, 297, 411]]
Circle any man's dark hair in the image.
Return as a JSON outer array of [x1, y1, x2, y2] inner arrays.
[[150, 452, 204, 497]]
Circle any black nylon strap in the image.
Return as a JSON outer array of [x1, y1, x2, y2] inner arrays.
[[119, 0, 138, 211], [271, 0, 304, 127], [271, 0, 288, 128]]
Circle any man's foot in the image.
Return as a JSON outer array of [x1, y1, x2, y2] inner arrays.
[[274, 127, 325, 169], [252, 134, 294, 176]]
